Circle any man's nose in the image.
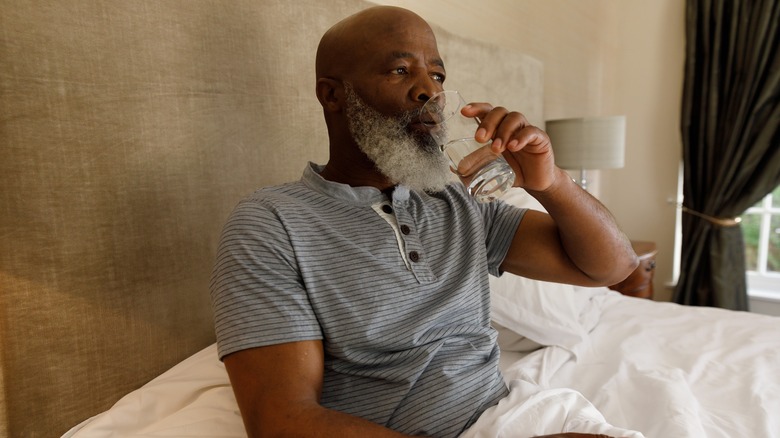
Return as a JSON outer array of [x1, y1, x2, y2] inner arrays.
[[411, 76, 441, 103]]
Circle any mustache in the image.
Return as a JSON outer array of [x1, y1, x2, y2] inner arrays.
[[389, 108, 420, 127]]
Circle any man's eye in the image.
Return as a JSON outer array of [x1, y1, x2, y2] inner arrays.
[[393, 67, 408, 75], [432, 73, 445, 83]]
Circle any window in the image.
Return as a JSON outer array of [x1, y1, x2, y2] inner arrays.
[[742, 185, 780, 296]]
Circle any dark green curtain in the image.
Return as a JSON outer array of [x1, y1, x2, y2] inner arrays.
[[674, 0, 780, 309]]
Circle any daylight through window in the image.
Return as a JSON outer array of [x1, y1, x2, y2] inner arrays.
[[742, 185, 780, 294]]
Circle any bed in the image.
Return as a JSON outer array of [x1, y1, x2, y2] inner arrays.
[[61, 187, 780, 438], [2, 0, 779, 437], [61, 292, 780, 437]]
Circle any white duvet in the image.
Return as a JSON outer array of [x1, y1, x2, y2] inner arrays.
[[537, 289, 780, 438], [64, 284, 780, 437]]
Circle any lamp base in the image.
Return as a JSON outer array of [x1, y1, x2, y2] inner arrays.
[[578, 168, 589, 191]]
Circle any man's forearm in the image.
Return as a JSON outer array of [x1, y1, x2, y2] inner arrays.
[[243, 403, 419, 438], [527, 168, 638, 284]]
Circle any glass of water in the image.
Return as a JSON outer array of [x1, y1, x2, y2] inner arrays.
[[421, 90, 515, 203]]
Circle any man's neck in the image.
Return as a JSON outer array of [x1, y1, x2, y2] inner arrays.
[[319, 160, 394, 192]]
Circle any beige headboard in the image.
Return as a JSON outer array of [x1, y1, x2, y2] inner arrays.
[[0, 0, 542, 436]]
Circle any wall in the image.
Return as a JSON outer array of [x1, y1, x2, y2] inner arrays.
[[371, 0, 685, 300], [598, 1, 685, 302], [750, 295, 780, 317]]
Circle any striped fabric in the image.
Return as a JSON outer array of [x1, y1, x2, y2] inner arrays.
[[210, 163, 526, 437]]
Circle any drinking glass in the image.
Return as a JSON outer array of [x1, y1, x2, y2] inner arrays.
[[421, 90, 515, 203]]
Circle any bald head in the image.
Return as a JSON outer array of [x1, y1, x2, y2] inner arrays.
[[314, 5, 447, 184], [315, 6, 437, 80]]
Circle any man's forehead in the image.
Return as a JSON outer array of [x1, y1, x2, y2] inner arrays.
[[317, 6, 442, 78]]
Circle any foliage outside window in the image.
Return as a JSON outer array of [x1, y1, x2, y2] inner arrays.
[[742, 185, 780, 294]]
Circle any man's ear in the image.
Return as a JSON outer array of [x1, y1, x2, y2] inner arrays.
[[316, 78, 343, 113]]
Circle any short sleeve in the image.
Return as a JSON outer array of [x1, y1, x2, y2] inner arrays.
[[209, 198, 323, 360], [480, 199, 526, 277]]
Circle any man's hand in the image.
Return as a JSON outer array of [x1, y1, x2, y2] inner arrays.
[[461, 103, 557, 193], [534, 434, 621, 438], [466, 102, 639, 286]]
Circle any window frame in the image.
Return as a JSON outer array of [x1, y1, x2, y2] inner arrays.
[[744, 188, 780, 297]]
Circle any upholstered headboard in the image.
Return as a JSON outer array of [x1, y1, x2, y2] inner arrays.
[[0, 0, 542, 436]]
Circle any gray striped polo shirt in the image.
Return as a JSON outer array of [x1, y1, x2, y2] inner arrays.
[[210, 162, 526, 437]]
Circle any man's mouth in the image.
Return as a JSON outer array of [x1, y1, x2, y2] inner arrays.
[[417, 110, 442, 126], [408, 121, 431, 138]]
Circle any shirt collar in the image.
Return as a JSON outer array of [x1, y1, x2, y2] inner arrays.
[[301, 162, 389, 206]]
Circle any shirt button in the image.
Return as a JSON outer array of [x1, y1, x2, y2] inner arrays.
[[382, 205, 393, 214], [400, 225, 411, 235], [409, 251, 420, 262]]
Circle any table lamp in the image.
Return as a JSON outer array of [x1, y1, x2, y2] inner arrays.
[[545, 115, 626, 191]]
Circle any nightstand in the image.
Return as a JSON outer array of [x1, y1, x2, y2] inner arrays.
[[609, 241, 658, 299]]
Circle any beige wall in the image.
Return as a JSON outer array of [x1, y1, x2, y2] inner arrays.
[[371, 0, 685, 300], [600, 1, 685, 302]]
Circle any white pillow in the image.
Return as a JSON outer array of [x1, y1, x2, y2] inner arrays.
[[492, 320, 544, 353], [499, 187, 547, 212], [490, 273, 592, 352], [491, 189, 603, 353]]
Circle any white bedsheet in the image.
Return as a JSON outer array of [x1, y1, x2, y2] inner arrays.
[[505, 289, 780, 438], [64, 344, 245, 438], [64, 288, 780, 438], [462, 375, 644, 437]]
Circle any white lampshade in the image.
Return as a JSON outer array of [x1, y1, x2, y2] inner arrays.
[[545, 116, 626, 170]]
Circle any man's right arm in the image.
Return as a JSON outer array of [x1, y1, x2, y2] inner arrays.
[[223, 340, 416, 438]]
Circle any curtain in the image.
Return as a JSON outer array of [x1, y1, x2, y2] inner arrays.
[[674, 0, 780, 310]]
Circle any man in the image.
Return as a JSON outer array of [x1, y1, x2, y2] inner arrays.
[[210, 6, 638, 438]]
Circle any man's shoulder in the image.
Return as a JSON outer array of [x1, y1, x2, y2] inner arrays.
[[221, 180, 317, 227], [240, 180, 316, 208]]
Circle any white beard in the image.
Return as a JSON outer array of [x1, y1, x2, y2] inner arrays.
[[343, 83, 453, 194]]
